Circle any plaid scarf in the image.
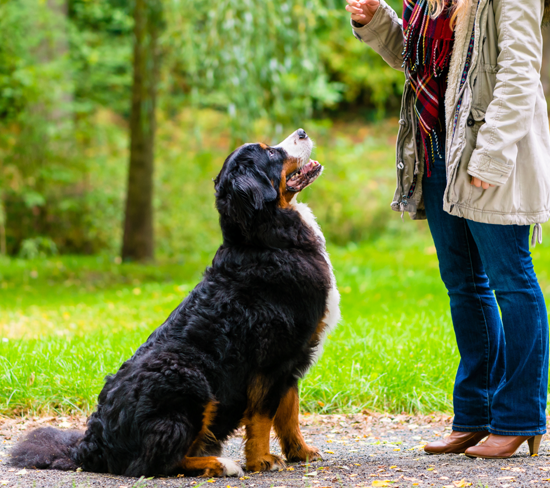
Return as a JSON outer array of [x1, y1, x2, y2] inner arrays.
[[403, 0, 454, 176]]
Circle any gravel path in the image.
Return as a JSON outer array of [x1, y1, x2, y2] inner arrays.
[[2, 413, 550, 488]]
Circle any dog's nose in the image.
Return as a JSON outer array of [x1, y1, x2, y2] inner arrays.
[[297, 129, 308, 139]]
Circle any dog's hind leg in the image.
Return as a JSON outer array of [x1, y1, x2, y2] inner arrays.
[[273, 385, 322, 463]]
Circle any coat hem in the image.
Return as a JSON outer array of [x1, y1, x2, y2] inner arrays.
[[444, 202, 550, 226]]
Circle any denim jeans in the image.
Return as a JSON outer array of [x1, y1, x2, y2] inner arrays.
[[423, 154, 549, 435]]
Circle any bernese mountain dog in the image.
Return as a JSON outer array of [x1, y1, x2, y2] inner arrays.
[[11, 129, 340, 478]]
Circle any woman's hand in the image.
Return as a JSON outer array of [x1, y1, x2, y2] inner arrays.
[[471, 177, 495, 190], [345, 0, 380, 26]]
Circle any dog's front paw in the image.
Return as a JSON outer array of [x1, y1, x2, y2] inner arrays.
[[246, 453, 286, 472], [200, 458, 244, 478], [285, 444, 323, 463], [218, 458, 244, 477]]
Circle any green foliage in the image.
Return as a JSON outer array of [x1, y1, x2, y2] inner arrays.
[[0, 0, 412, 256], [169, 0, 344, 141], [18, 237, 58, 260]]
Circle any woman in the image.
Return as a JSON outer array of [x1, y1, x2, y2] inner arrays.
[[346, 0, 550, 458]]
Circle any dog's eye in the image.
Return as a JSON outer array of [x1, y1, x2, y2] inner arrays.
[[268, 149, 276, 158]]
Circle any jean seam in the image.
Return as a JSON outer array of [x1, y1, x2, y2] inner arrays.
[[512, 225, 545, 431], [453, 423, 490, 429], [464, 219, 491, 426], [489, 428, 546, 435]]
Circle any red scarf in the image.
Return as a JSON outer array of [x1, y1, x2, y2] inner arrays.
[[403, 0, 454, 175]]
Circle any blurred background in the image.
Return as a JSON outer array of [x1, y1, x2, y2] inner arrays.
[[1, 0, 550, 414]]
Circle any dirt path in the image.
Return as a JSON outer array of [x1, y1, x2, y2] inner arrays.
[[2, 413, 550, 488]]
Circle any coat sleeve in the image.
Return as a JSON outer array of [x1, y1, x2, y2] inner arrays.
[[467, 0, 544, 186], [351, 0, 405, 72]]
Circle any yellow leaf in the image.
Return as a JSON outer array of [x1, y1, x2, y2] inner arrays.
[[372, 481, 394, 487], [324, 450, 334, 454], [393, 448, 401, 451], [453, 480, 472, 487], [286, 467, 294, 471]]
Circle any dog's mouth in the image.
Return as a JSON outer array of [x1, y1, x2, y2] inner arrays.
[[286, 160, 323, 192]]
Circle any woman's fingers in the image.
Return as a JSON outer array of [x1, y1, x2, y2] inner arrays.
[[471, 177, 495, 189], [346, 5, 366, 15]]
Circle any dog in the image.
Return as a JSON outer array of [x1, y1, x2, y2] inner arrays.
[[11, 129, 340, 478]]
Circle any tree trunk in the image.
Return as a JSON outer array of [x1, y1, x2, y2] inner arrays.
[[122, 0, 163, 262], [543, 26, 550, 103]]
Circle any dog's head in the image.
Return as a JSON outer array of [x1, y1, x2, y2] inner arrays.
[[214, 129, 323, 239]]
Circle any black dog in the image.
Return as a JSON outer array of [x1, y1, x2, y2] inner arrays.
[[12, 129, 340, 477]]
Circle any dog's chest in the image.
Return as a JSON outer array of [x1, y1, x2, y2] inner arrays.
[[292, 202, 341, 369]]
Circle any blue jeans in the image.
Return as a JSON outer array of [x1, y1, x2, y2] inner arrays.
[[423, 154, 549, 435]]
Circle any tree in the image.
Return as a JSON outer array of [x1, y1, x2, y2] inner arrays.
[[121, 0, 164, 262]]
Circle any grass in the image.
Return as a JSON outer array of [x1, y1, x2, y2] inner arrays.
[[1, 228, 549, 416]]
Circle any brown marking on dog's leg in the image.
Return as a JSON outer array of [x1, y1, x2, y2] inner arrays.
[[186, 400, 220, 457], [244, 412, 285, 472], [309, 318, 328, 350], [273, 385, 322, 462]]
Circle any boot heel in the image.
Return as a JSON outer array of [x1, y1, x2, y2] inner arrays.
[[528, 435, 543, 455]]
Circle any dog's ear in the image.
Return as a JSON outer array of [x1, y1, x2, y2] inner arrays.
[[227, 165, 277, 225]]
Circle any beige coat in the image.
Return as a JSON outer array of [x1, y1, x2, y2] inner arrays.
[[352, 0, 550, 229]]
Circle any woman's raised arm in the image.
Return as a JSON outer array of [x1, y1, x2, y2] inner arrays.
[[346, 0, 405, 72]]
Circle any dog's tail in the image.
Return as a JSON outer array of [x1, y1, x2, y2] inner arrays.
[[10, 427, 84, 471]]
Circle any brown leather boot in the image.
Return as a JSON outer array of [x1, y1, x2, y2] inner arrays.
[[424, 431, 489, 454], [464, 433, 543, 459]]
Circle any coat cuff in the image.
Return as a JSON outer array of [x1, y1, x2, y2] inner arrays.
[[350, 1, 388, 43], [467, 150, 512, 187]]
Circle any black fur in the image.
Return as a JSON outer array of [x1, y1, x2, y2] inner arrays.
[[11, 143, 331, 477]]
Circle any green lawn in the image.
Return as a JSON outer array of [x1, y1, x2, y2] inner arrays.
[[2, 230, 549, 416]]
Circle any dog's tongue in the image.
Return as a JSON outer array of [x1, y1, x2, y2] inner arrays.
[[286, 159, 323, 192], [301, 160, 317, 173]]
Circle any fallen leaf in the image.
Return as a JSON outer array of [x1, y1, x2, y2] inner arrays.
[[286, 467, 294, 471], [15, 469, 27, 476], [324, 450, 334, 454], [372, 481, 394, 487], [453, 481, 472, 488]]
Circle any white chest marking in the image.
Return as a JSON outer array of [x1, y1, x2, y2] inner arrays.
[[292, 200, 341, 372]]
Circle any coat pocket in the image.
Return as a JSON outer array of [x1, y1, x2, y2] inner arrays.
[[471, 64, 498, 121]]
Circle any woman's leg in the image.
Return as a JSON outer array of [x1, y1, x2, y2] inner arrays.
[[422, 160, 505, 431], [466, 222, 549, 435]]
